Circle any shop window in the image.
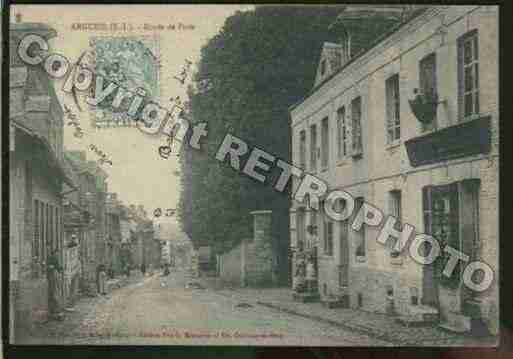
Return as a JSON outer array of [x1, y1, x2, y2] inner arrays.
[[423, 180, 480, 288]]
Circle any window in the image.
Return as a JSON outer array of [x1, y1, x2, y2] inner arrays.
[[299, 130, 306, 170], [320, 60, 327, 76], [423, 180, 480, 289], [458, 30, 479, 119], [386, 285, 394, 298], [351, 97, 363, 156], [337, 106, 347, 159], [386, 74, 401, 143], [419, 53, 438, 130], [357, 293, 363, 308], [324, 220, 333, 256], [321, 117, 329, 169], [389, 190, 402, 257], [354, 197, 365, 257], [310, 124, 317, 172], [410, 287, 419, 305]]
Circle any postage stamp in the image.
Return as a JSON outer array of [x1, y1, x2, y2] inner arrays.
[[89, 36, 160, 128]]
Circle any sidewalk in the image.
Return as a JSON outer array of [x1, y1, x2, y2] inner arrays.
[[18, 271, 150, 344], [201, 282, 498, 347]]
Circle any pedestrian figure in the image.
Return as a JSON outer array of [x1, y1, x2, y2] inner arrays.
[[97, 264, 107, 295], [47, 249, 63, 320], [306, 257, 316, 293], [163, 263, 170, 276], [141, 262, 146, 276], [293, 257, 306, 292], [99, 265, 107, 295]]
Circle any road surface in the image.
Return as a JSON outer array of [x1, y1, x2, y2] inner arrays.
[[24, 270, 391, 346]]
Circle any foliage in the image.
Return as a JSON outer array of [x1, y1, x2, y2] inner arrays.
[[178, 6, 345, 265]]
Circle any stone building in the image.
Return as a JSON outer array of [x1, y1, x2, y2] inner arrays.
[[289, 5, 498, 334], [105, 193, 123, 276], [9, 22, 72, 340], [64, 151, 108, 295], [61, 156, 93, 306], [119, 205, 136, 272]]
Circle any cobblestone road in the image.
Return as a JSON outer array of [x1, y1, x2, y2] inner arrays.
[[22, 270, 391, 346]]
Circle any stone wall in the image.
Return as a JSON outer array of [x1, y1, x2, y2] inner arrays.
[[219, 210, 277, 287], [219, 244, 242, 285]]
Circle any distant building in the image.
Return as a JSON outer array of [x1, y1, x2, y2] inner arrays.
[[65, 151, 108, 295], [105, 193, 123, 276]]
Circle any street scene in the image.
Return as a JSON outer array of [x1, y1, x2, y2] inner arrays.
[[8, 4, 499, 347], [20, 269, 395, 346]]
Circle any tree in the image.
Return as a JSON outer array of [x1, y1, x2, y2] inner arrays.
[[178, 5, 345, 283]]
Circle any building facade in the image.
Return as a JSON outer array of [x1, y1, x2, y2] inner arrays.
[[9, 22, 71, 340], [289, 5, 498, 334], [106, 193, 123, 277], [64, 151, 108, 295]]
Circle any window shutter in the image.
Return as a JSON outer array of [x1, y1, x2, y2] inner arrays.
[[340, 220, 349, 264], [386, 78, 393, 141], [422, 185, 433, 234], [421, 185, 438, 305], [459, 179, 480, 261]]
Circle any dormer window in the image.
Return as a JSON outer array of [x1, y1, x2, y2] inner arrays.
[[320, 60, 327, 76]]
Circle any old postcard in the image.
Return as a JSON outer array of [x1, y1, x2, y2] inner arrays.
[[7, 4, 499, 346]]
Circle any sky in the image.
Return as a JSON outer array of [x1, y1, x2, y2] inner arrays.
[[12, 4, 254, 223]]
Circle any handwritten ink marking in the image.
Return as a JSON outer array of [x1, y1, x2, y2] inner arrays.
[[89, 144, 113, 166], [63, 104, 84, 138], [153, 208, 175, 218]]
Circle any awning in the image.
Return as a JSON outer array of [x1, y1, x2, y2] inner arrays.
[[11, 120, 76, 189]]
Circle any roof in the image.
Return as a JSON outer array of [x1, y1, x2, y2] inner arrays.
[[290, 6, 429, 112], [12, 120, 75, 188]]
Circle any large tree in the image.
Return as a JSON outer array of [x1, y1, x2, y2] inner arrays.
[[179, 5, 345, 282]]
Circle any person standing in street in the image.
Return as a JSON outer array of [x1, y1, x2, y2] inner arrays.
[[47, 249, 63, 320], [306, 256, 316, 293], [141, 262, 146, 276], [98, 265, 107, 295]]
